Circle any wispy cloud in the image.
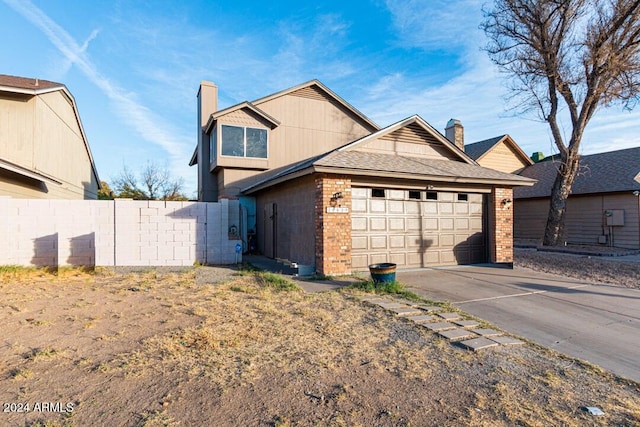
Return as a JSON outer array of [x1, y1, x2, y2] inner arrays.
[[3, 0, 190, 167]]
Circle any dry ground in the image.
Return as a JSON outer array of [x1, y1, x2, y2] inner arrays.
[[0, 261, 638, 426]]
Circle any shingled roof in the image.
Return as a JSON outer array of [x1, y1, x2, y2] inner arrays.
[[242, 116, 536, 194], [0, 74, 63, 92], [514, 147, 640, 199]]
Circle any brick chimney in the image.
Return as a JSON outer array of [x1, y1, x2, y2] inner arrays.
[[445, 118, 464, 151], [196, 81, 218, 201]]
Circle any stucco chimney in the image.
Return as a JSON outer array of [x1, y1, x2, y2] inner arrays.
[[198, 81, 218, 127], [445, 118, 464, 151], [196, 81, 219, 202]]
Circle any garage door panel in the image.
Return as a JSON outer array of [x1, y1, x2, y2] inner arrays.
[[388, 200, 404, 213], [407, 217, 421, 231], [423, 218, 438, 230], [370, 236, 387, 249], [439, 192, 454, 202], [389, 253, 406, 265], [352, 236, 368, 250], [370, 199, 386, 213], [370, 253, 387, 264], [352, 199, 367, 213], [388, 190, 405, 200], [370, 217, 386, 231], [455, 203, 469, 214], [406, 202, 420, 214], [389, 217, 405, 231], [469, 193, 483, 203], [352, 217, 367, 231], [470, 203, 483, 215], [470, 217, 483, 230], [351, 254, 369, 269], [406, 235, 422, 248], [440, 234, 455, 248], [423, 202, 438, 214], [352, 188, 368, 198], [440, 218, 454, 230], [389, 235, 405, 248], [440, 251, 456, 264], [440, 203, 454, 214], [455, 218, 469, 230]]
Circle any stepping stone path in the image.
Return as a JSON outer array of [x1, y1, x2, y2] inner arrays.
[[354, 294, 524, 351]]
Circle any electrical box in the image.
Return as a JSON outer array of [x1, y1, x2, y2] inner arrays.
[[604, 210, 624, 226]]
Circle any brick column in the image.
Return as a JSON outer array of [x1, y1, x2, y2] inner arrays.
[[489, 187, 514, 265], [314, 175, 352, 276]]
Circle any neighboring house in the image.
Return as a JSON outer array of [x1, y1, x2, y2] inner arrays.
[[464, 134, 534, 174], [0, 74, 100, 199], [190, 80, 535, 275], [514, 147, 640, 249]]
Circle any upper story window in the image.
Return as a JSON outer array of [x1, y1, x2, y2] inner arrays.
[[221, 125, 268, 159]]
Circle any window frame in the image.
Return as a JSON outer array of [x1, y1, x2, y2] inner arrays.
[[219, 124, 268, 159]]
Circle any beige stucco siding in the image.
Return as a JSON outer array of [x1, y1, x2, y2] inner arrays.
[[357, 124, 458, 160], [256, 90, 374, 166], [478, 142, 529, 174], [213, 87, 374, 198], [514, 194, 640, 249], [0, 91, 98, 199]]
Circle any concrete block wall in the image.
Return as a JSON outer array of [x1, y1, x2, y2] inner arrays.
[[0, 197, 240, 268]]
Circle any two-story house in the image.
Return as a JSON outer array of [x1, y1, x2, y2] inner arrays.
[[190, 80, 535, 275]]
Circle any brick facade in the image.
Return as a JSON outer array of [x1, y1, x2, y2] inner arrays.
[[314, 175, 352, 276], [489, 187, 514, 264]]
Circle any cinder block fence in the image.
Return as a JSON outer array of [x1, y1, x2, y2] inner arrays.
[[0, 197, 242, 268]]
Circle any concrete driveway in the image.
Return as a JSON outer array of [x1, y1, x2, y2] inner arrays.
[[397, 266, 640, 382]]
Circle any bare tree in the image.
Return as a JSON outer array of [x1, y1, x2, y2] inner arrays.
[[112, 162, 188, 201], [482, 0, 640, 245]]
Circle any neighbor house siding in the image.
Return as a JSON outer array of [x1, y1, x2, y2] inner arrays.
[[477, 142, 529, 174], [513, 198, 549, 241], [514, 194, 640, 249], [0, 90, 98, 199]]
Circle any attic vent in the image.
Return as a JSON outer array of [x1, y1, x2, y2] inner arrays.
[[291, 85, 327, 101]]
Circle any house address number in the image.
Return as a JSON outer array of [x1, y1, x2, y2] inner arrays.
[[326, 207, 349, 213]]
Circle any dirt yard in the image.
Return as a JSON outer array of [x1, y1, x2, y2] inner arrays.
[[0, 260, 638, 426]]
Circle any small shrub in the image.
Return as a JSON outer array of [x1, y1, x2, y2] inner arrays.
[[256, 272, 300, 291], [351, 279, 421, 301]]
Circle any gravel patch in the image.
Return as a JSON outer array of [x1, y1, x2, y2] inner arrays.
[[515, 248, 640, 289]]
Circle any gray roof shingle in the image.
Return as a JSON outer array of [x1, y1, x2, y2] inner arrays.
[[243, 149, 535, 194], [514, 147, 640, 199]]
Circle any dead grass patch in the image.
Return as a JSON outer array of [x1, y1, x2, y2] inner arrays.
[[0, 269, 638, 426]]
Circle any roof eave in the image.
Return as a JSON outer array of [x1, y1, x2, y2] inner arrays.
[[0, 159, 63, 185], [312, 166, 536, 187], [241, 166, 315, 194]]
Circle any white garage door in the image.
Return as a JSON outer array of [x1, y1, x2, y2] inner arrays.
[[351, 188, 486, 269]]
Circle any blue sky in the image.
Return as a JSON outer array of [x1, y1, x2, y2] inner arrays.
[[2, 0, 639, 197]]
